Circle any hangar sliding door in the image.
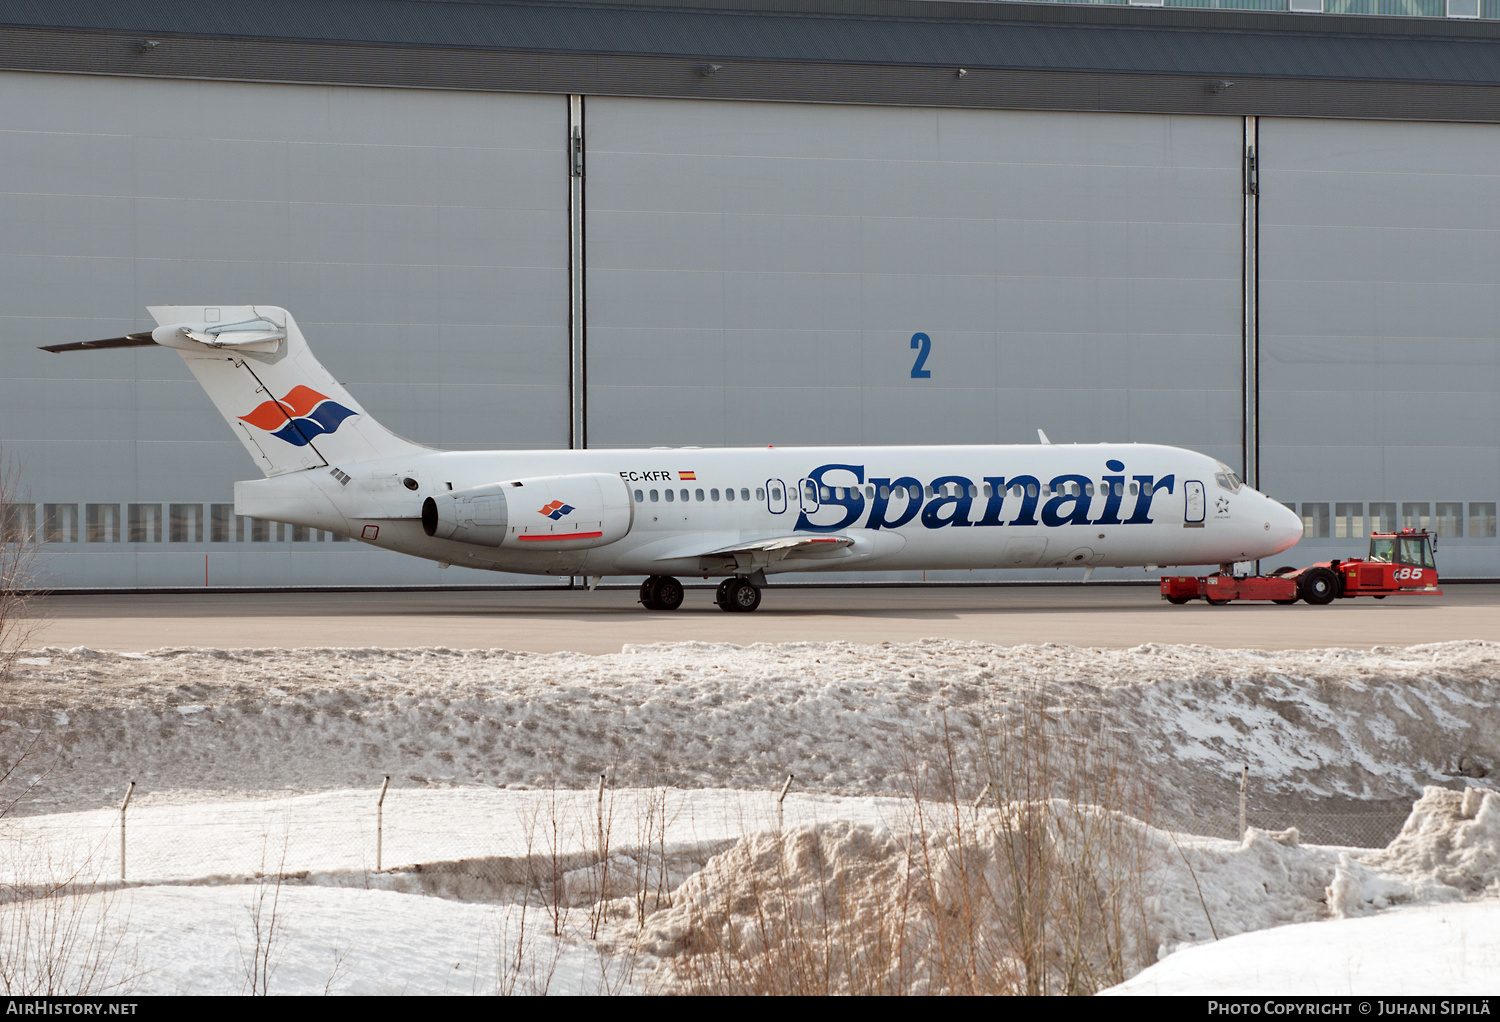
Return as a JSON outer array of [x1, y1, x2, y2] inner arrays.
[[0, 73, 570, 587], [585, 100, 1246, 472], [1258, 119, 1500, 578]]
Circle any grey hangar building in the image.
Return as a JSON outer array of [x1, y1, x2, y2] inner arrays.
[[2, 0, 1498, 588]]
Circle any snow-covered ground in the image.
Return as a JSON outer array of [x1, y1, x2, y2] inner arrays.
[[1103, 899, 1500, 996], [4, 641, 1497, 829], [1, 640, 1497, 994], [4, 784, 1499, 995]]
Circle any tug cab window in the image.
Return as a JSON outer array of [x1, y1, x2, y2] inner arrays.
[[1398, 536, 1436, 569]]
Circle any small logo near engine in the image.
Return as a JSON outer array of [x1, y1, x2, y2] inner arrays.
[[539, 500, 575, 520]]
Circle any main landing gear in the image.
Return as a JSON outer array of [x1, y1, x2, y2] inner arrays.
[[638, 575, 684, 611], [637, 575, 764, 612], [715, 576, 762, 613]]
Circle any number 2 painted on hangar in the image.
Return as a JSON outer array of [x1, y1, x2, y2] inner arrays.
[[910, 333, 932, 379]]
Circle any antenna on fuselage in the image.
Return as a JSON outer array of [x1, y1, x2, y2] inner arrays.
[[1037, 429, 1052, 444]]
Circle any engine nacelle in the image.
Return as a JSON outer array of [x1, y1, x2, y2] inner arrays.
[[422, 472, 633, 550]]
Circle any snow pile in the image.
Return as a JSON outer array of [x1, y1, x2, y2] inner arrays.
[[637, 788, 1500, 994], [3, 641, 1497, 830]]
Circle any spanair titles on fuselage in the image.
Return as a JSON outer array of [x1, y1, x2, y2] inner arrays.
[[786, 459, 1173, 534]]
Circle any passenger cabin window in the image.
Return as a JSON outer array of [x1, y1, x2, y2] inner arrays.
[[680, 489, 689, 502], [725, 488, 735, 501], [650, 489, 659, 502], [664, 489, 674, 502], [757, 488, 767, 501], [695, 489, 704, 501], [711, 489, 720, 501], [634, 489, 644, 502], [741, 488, 750, 501]]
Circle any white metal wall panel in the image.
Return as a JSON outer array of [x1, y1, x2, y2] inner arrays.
[[0, 72, 570, 587], [1259, 118, 1500, 577], [585, 100, 1246, 471]]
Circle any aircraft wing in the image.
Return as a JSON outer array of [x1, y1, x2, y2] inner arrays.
[[663, 533, 857, 573], [696, 535, 854, 558]]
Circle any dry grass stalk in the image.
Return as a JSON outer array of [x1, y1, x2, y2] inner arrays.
[[0, 745, 138, 994], [0, 452, 42, 682]]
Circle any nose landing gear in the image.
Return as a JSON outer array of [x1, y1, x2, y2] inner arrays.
[[715, 576, 762, 613]]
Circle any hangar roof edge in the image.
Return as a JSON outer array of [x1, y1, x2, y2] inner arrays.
[[4, 0, 1500, 87]]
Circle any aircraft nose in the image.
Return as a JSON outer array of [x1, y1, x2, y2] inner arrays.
[[1266, 498, 1303, 554]]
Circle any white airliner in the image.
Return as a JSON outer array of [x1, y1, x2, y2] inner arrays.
[[44, 306, 1304, 611]]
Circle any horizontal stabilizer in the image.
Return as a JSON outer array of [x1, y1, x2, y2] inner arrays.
[[39, 333, 156, 353]]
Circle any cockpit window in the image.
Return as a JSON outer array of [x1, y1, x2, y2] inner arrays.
[[1213, 464, 1243, 493]]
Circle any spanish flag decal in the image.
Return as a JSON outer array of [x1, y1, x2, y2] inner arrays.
[[679, 471, 697, 481]]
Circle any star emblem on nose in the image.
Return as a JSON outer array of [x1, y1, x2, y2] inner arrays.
[[1216, 497, 1230, 515]]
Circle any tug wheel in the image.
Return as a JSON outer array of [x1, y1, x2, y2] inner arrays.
[[1299, 567, 1339, 606]]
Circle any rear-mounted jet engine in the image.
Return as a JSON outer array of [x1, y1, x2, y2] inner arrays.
[[422, 472, 633, 550]]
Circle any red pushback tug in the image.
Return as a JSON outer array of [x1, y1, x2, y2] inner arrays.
[[1160, 529, 1443, 606]]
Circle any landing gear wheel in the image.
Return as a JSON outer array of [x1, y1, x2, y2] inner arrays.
[[715, 578, 736, 612], [728, 577, 762, 613], [1299, 567, 1339, 606], [639, 576, 662, 610], [650, 575, 684, 611], [1166, 596, 1192, 605]]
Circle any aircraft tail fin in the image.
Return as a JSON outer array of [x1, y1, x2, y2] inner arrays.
[[42, 306, 426, 477]]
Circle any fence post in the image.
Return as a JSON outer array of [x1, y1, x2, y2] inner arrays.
[[777, 773, 794, 831], [376, 775, 390, 872], [1239, 765, 1249, 840], [119, 781, 135, 882], [596, 773, 606, 858]]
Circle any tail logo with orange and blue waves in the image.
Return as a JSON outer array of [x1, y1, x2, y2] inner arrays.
[[238, 385, 357, 447]]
